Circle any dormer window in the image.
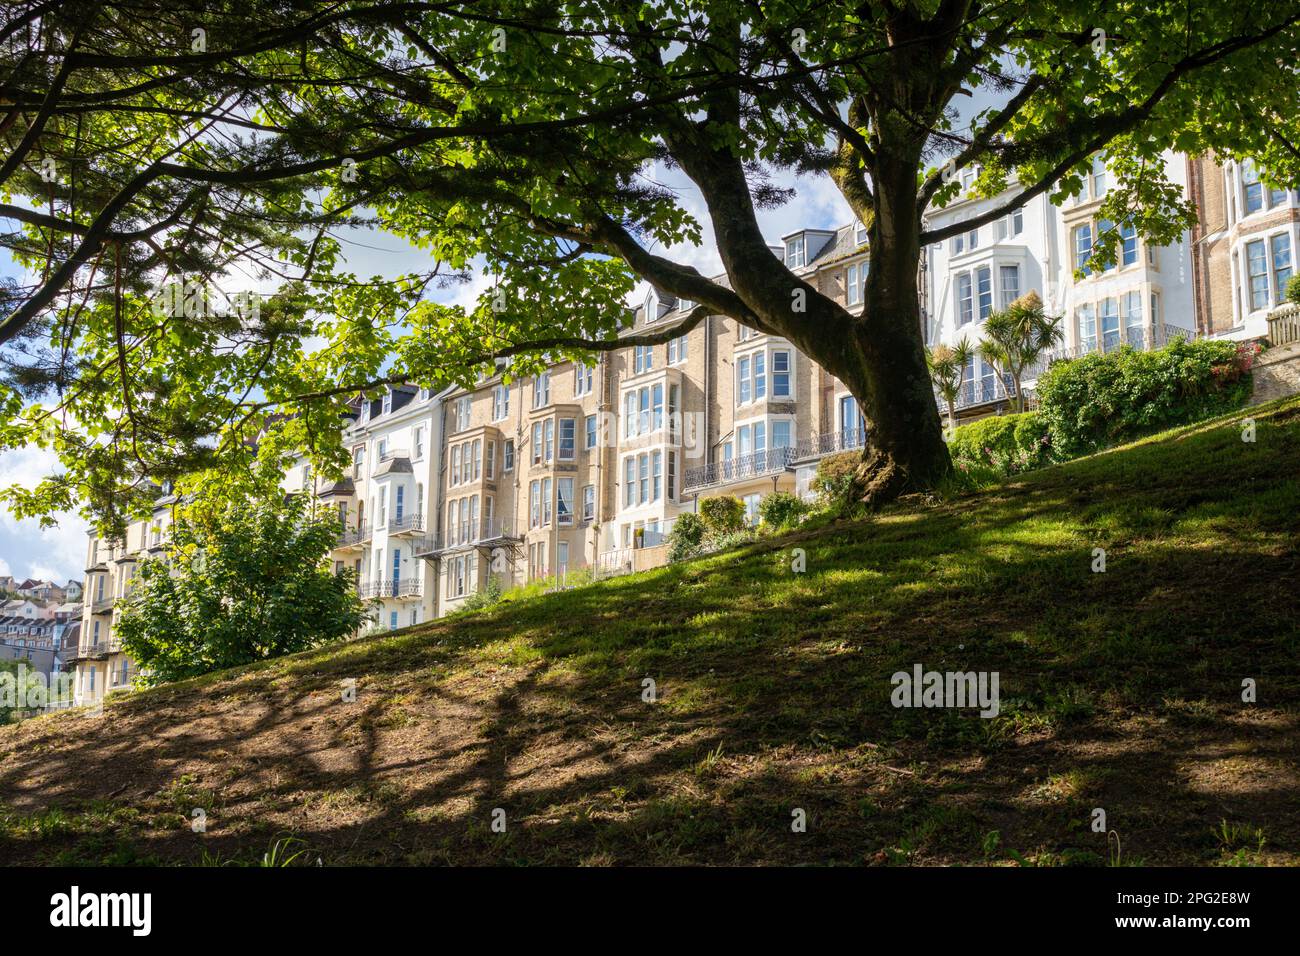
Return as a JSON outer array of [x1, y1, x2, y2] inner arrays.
[[382, 391, 392, 414], [785, 236, 806, 268], [677, 298, 693, 313], [854, 221, 868, 247], [644, 290, 664, 323]]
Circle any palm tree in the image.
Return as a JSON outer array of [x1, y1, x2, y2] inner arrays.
[[926, 337, 975, 435], [977, 291, 1064, 413]]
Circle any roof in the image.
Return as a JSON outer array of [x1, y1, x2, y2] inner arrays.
[[373, 456, 413, 477], [317, 477, 356, 497]]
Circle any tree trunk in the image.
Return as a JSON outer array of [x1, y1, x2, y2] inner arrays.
[[842, 150, 951, 504]]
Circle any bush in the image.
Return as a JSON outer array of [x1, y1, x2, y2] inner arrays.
[[758, 491, 808, 530], [948, 411, 1054, 476], [1286, 273, 1300, 306], [1035, 337, 1254, 458], [699, 495, 746, 538], [462, 574, 504, 613], [116, 490, 367, 685], [810, 450, 860, 506], [712, 528, 759, 551], [666, 512, 706, 562]]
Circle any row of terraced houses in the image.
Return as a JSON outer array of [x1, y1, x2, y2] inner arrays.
[[68, 152, 1300, 705]]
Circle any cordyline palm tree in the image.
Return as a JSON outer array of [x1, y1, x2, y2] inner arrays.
[[926, 337, 974, 436], [977, 292, 1065, 414]]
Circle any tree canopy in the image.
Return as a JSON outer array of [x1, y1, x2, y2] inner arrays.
[[4, 0, 1300, 529], [114, 488, 367, 683]]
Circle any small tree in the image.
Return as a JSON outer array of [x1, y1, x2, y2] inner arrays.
[[699, 496, 747, 537], [758, 491, 808, 531], [926, 338, 975, 435], [977, 292, 1065, 414], [666, 512, 706, 562], [116, 491, 367, 685]]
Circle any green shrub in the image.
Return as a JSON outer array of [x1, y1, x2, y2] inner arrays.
[[666, 512, 706, 562], [1035, 337, 1255, 457], [810, 450, 860, 506], [948, 411, 1053, 476], [462, 574, 504, 612], [712, 528, 759, 551], [758, 491, 808, 530], [699, 495, 746, 538], [1286, 273, 1300, 306]]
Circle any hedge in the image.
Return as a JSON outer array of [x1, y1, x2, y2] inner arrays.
[[948, 411, 1053, 475], [1034, 337, 1256, 458]]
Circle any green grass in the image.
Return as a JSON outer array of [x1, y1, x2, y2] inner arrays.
[[1, 396, 1297, 866]]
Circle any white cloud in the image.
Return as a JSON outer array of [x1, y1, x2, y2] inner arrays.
[[0, 444, 90, 584]]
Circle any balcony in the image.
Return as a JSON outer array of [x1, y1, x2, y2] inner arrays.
[[387, 512, 426, 536], [358, 578, 423, 600], [90, 597, 115, 615], [1019, 324, 1195, 382], [414, 517, 521, 557], [683, 447, 793, 493], [943, 377, 1019, 413], [936, 325, 1198, 415], [336, 521, 371, 549], [790, 428, 866, 464], [72, 640, 119, 661]]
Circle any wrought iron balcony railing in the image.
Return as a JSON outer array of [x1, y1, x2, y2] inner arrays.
[[791, 428, 867, 462], [336, 521, 371, 547], [414, 517, 521, 555], [387, 512, 426, 534], [682, 446, 793, 493], [358, 577, 423, 600]]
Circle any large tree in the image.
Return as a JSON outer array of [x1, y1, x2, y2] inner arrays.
[[4, 0, 1300, 530]]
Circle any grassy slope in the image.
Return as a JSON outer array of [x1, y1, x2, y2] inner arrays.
[[2, 397, 1298, 866]]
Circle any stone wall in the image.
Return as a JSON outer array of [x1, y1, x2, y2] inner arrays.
[[1251, 341, 1300, 405]]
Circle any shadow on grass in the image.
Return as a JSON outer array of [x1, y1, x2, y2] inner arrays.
[[0, 398, 1297, 865]]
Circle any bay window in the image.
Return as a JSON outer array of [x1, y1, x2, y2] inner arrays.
[[1120, 223, 1138, 266], [976, 266, 992, 322], [557, 478, 573, 525], [999, 265, 1020, 309], [1100, 298, 1120, 352], [1271, 233, 1293, 305], [1077, 303, 1097, 352], [956, 272, 973, 326], [1074, 223, 1093, 274], [736, 351, 766, 405], [559, 417, 576, 460], [771, 350, 791, 398], [1246, 238, 1270, 311]]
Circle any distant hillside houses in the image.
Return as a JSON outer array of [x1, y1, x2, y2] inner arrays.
[[0, 597, 82, 679]]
